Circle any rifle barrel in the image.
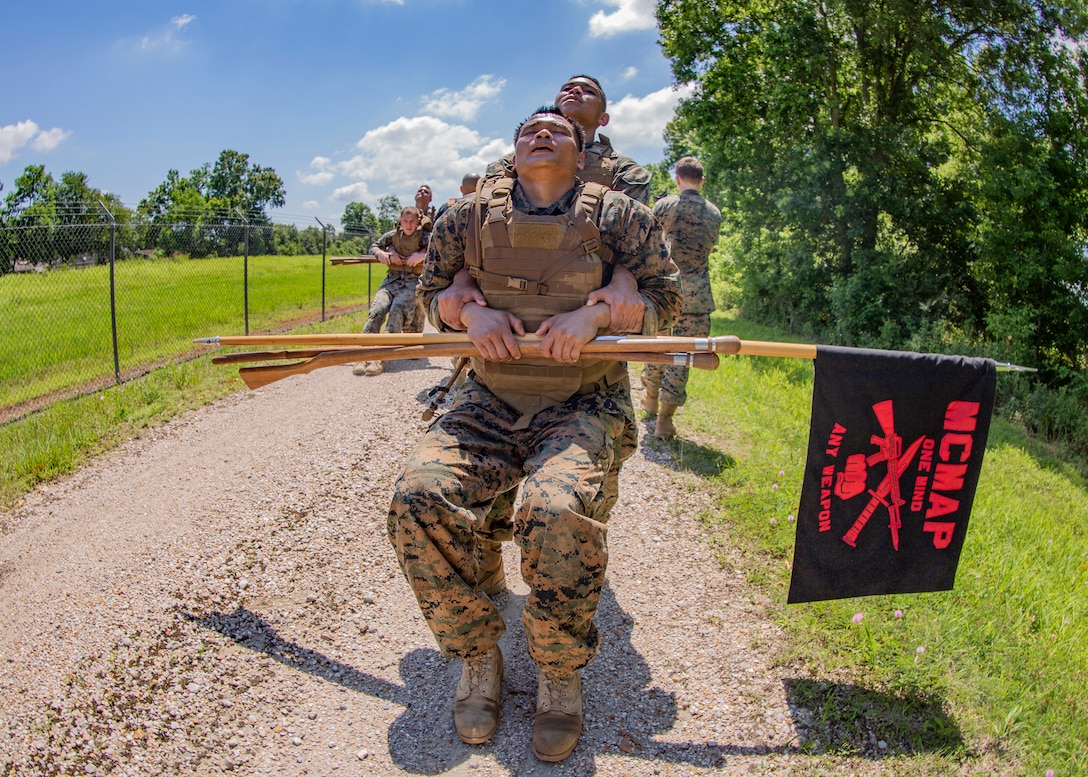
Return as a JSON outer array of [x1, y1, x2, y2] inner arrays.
[[329, 255, 379, 265]]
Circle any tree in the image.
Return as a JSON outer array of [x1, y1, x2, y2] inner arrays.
[[138, 150, 286, 257], [341, 201, 379, 241], [196, 149, 286, 218], [657, 0, 1088, 362], [0, 165, 133, 271], [3, 164, 56, 217], [138, 150, 285, 222], [376, 194, 403, 234], [645, 161, 679, 205], [0, 167, 56, 272]]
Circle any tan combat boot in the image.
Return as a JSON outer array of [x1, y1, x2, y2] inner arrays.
[[476, 539, 506, 596], [351, 362, 368, 376], [654, 402, 680, 438], [532, 669, 582, 762], [454, 646, 503, 744], [640, 385, 659, 416], [363, 360, 385, 376]]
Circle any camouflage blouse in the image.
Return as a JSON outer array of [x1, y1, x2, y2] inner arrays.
[[652, 189, 722, 316]]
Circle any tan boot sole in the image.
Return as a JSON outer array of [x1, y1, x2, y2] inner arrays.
[[532, 713, 581, 762], [532, 742, 577, 762]]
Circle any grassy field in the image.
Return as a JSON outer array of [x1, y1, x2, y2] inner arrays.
[[1, 309, 1084, 774], [661, 313, 1088, 775], [0, 254, 385, 413]]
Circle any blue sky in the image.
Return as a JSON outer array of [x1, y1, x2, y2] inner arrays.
[[2, 0, 692, 228]]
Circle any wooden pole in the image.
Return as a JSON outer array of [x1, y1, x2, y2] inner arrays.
[[234, 345, 721, 390]]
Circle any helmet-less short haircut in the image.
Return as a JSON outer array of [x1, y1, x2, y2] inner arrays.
[[513, 105, 586, 152], [564, 74, 606, 112], [675, 156, 705, 183]]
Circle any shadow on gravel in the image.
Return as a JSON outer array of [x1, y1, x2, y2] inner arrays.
[[640, 429, 736, 478], [782, 677, 963, 757], [186, 587, 803, 774], [385, 357, 445, 375], [182, 607, 464, 771]]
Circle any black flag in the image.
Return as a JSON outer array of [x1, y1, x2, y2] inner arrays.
[[787, 346, 997, 604]]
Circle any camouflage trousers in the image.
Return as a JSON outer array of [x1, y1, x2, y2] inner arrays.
[[404, 299, 426, 334], [641, 312, 711, 406], [363, 275, 419, 334], [388, 375, 637, 674]]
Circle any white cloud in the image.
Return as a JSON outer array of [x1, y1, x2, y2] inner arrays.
[[588, 0, 657, 38], [302, 200, 320, 210], [297, 157, 335, 185], [420, 75, 506, 121], [31, 127, 72, 152], [622, 66, 639, 80], [0, 120, 72, 163], [331, 182, 372, 202], [331, 115, 510, 201], [298, 170, 335, 186], [136, 16, 195, 54], [0, 120, 40, 163], [605, 83, 696, 148]]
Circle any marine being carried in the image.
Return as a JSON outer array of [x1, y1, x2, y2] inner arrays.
[[388, 105, 681, 762]]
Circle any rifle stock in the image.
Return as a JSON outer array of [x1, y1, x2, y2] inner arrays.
[[329, 255, 379, 265], [212, 347, 366, 365], [236, 346, 720, 390]]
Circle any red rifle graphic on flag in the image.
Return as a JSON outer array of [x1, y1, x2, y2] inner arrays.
[[840, 400, 926, 551]]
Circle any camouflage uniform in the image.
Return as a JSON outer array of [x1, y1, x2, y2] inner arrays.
[[407, 210, 436, 334], [477, 135, 652, 546], [388, 183, 681, 670], [363, 226, 429, 335], [483, 134, 651, 205], [419, 204, 438, 231], [642, 189, 722, 405]]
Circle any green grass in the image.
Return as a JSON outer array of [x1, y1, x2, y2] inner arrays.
[[0, 255, 385, 412], [652, 311, 1087, 775], [0, 310, 370, 508]]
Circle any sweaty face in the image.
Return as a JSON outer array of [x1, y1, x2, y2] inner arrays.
[[399, 212, 420, 234], [513, 115, 583, 174], [415, 187, 432, 207], [555, 78, 605, 128]]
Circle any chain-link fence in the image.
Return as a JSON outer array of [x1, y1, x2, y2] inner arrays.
[[0, 206, 382, 423]]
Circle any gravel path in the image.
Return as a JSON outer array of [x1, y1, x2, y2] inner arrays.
[[0, 355, 813, 776]]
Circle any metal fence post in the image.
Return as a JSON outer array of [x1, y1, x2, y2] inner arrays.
[[316, 217, 328, 322], [237, 209, 250, 334], [99, 200, 121, 385]]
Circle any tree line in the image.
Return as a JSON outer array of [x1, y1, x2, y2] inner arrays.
[[0, 149, 401, 271], [657, 0, 1088, 457]]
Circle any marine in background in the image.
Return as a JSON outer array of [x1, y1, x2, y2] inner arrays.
[[353, 206, 429, 376], [641, 156, 722, 436]]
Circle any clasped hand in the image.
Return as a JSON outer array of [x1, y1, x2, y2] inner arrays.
[[460, 304, 609, 363], [378, 249, 425, 267]]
